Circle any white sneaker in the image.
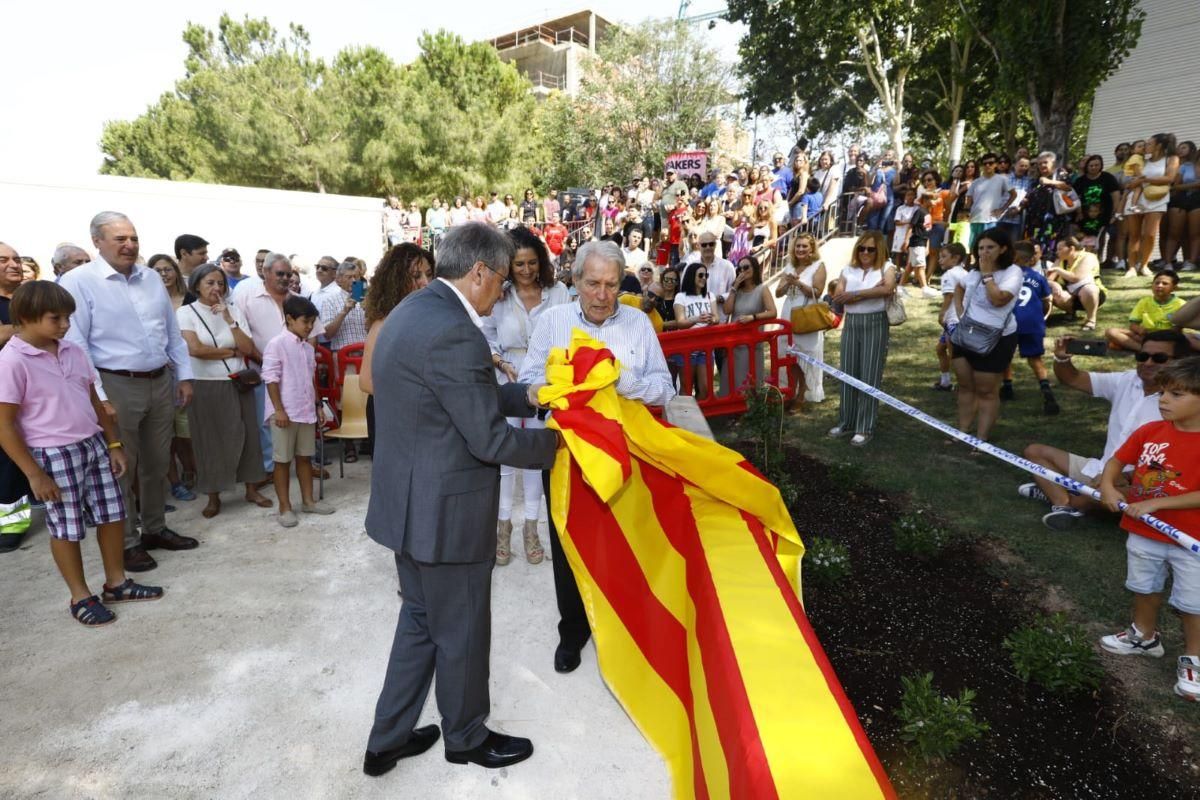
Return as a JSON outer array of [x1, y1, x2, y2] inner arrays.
[[1176, 656, 1200, 701], [1139, 266, 1153, 277], [850, 434, 871, 446], [921, 286, 941, 299], [828, 425, 849, 438], [1042, 505, 1083, 531], [1018, 482, 1049, 504], [1100, 624, 1164, 657], [1123, 268, 1138, 279]]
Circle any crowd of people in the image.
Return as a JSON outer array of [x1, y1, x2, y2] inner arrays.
[[2, 127, 1200, 726]]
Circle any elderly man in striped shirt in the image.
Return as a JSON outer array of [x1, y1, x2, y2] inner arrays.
[[519, 239, 675, 674]]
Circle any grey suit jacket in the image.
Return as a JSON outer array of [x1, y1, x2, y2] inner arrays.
[[365, 279, 558, 563]]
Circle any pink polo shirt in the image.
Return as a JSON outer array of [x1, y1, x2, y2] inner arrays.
[[260, 330, 318, 424], [0, 337, 102, 447]]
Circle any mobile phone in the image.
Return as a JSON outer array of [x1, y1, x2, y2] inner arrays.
[[1066, 339, 1107, 357], [351, 279, 366, 302]]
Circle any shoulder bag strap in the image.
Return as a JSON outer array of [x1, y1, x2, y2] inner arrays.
[[190, 305, 233, 373]]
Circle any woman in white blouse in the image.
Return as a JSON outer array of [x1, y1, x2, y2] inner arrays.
[[829, 230, 896, 445], [177, 264, 269, 518], [776, 232, 827, 412], [482, 226, 569, 566], [951, 228, 1023, 446]]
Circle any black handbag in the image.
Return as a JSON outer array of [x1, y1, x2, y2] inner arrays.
[[191, 306, 261, 392]]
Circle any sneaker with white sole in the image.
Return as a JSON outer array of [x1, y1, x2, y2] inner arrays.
[[1042, 505, 1083, 531], [1018, 482, 1049, 503], [1100, 624, 1164, 657], [921, 286, 941, 299], [828, 425, 849, 438], [850, 434, 870, 446], [1175, 656, 1200, 700]]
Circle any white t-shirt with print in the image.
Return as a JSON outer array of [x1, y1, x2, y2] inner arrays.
[[960, 266, 1022, 335]]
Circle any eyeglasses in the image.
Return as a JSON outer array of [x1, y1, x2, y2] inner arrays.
[[857, 246, 877, 253], [1135, 351, 1171, 364], [639, 267, 652, 273], [700, 242, 716, 248], [982, 160, 996, 166], [272, 271, 293, 277], [317, 265, 335, 272], [662, 276, 677, 283], [222, 255, 238, 262], [696, 272, 708, 278], [738, 265, 752, 272]]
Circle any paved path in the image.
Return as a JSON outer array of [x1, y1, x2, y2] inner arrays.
[[0, 461, 667, 799]]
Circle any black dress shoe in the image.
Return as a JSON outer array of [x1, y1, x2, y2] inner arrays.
[[0, 533, 23, 553], [554, 643, 582, 673], [141, 528, 199, 551], [363, 725, 440, 777], [123, 545, 158, 572], [445, 730, 533, 769]]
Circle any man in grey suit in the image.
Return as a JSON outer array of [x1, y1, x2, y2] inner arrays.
[[362, 223, 560, 777]]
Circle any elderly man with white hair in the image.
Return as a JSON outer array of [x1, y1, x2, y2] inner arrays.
[[59, 212, 197, 572], [519, 239, 675, 674], [51, 244, 90, 278]]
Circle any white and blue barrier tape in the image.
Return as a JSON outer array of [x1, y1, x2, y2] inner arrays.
[[789, 347, 1200, 556]]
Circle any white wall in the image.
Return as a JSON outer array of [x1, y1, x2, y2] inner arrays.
[[0, 172, 388, 278], [1086, 0, 1200, 160]]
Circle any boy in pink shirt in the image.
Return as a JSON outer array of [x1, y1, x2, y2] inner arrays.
[[261, 295, 334, 527], [0, 282, 163, 626]]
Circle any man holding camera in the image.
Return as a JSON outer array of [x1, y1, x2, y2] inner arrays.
[[1019, 331, 1190, 530]]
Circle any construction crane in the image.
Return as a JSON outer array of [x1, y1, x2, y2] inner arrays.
[[677, 0, 727, 25]]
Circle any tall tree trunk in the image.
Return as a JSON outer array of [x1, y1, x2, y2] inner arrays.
[[1029, 82, 1076, 166]]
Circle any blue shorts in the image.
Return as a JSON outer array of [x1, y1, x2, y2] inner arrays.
[[1017, 332, 1046, 358], [938, 323, 957, 345], [929, 223, 947, 249]]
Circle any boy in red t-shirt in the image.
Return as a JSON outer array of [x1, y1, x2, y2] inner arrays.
[[1099, 358, 1200, 701], [667, 194, 688, 266]]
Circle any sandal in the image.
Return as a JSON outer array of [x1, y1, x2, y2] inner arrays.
[[496, 520, 512, 566], [1080, 321, 1096, 331], [102, 578, 164, 603], [524, 520, 545, 564], [70, 595, 116, 627]]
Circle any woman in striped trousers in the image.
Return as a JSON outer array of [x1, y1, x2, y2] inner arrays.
[[829, 230, 896, 446]]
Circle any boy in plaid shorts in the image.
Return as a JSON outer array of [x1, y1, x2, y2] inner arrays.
[[0, 281, 163, 626]]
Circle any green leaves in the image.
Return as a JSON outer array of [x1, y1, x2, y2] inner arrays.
[[100, 15, 539, 200], [536, 19, 735, 189], [896, 672, 989, 762]]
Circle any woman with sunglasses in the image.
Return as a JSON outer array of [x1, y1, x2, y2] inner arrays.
[[918, 170, 952, 271], [723, 254, 777, 394], [674, 263, 720, 399], [829, 230, 896, 445], [951, 228, 1023, 447]]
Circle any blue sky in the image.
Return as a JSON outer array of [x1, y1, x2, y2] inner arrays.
[[2, 0, 742, 180]]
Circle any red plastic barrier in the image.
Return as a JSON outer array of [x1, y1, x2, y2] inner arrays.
[[315, 344, 339, 413], [658, 320, 797, 417]]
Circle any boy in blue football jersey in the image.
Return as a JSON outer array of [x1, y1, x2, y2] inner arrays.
[[1002, 240, 1059, 415]]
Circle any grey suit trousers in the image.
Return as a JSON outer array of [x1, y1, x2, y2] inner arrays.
[[368, 551, 493, 753]]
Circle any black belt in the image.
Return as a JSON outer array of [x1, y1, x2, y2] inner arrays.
[[97, 366, 168, 379]]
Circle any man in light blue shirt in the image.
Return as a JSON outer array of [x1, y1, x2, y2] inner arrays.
[[519, 240, 674, 674], [60, 211, 198, 572]]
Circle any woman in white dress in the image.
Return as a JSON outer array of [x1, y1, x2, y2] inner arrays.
[[482, 226, 569, 566], [775, 232, 827, 413]]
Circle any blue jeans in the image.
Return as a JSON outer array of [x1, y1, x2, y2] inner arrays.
[[253, 383, 273, 472], [866, 201, 893, 232]]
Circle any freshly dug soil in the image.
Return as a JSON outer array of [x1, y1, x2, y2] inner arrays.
[[774, 445, 1199, 799]]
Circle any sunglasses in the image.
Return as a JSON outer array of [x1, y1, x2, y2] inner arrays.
[[662, 276, 678, 283], [857, 246, 877, 253], [738, 265, 752, 272], [700, 242, 716, 248], [639, 267, 652, 273], [222, 255, 238, 262], [982, 160, 996, 166], [695, 272, 708, 278], [1135, 352, 1171, 364]]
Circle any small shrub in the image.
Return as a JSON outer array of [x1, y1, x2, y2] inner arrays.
[[1003, 613, 1103, 696], [804, 536, 852, 587], [893, 511, 951, 557], [741, 385, 787, 476], [896, 672, 989, 763]]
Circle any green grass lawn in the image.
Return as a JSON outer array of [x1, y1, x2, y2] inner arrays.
[[718, 259, 1200, 721]]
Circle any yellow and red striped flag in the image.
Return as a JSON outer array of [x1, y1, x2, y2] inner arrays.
[[539, 330, 894, 800]]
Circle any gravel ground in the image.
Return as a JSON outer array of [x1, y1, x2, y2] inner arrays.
[[0, 461, 666, 799]]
